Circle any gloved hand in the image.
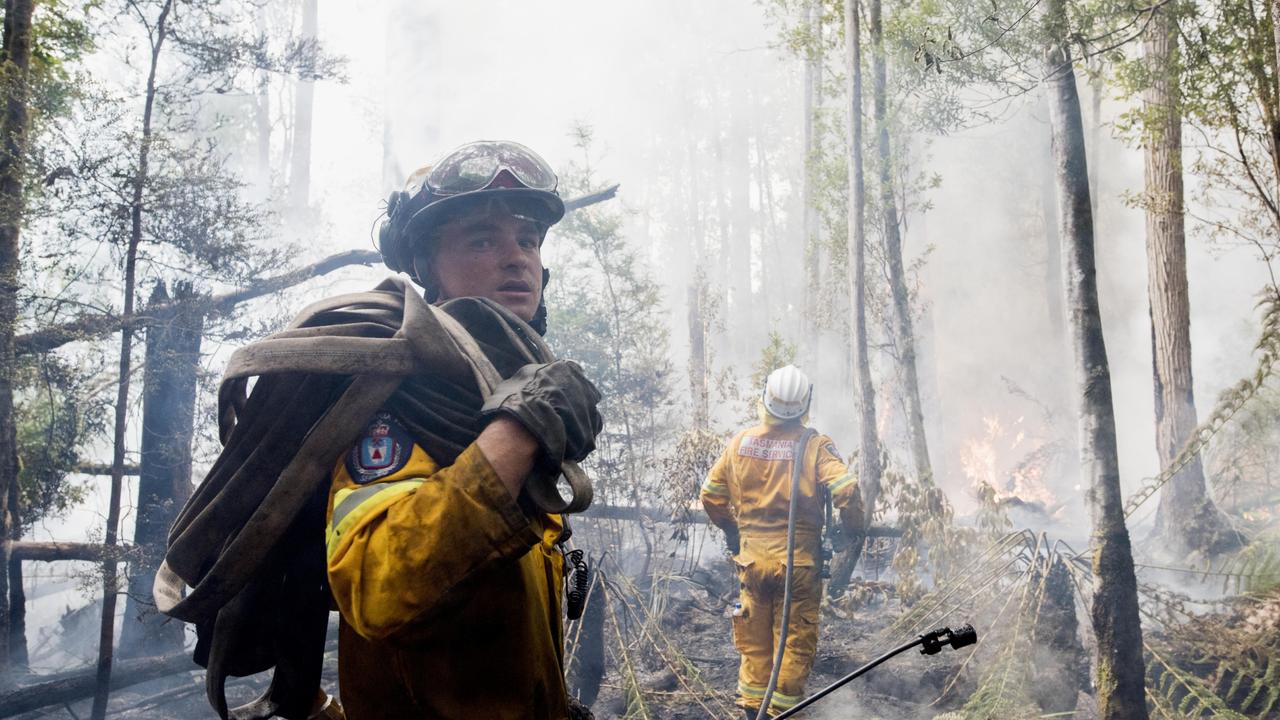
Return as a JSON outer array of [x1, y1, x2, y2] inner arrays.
[[567, 696, 595, 720], [480, 360, 603, 467], [724, 527, 740, 555]]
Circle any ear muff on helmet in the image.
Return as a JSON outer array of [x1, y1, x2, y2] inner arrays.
[[377, 190, 416, 277]]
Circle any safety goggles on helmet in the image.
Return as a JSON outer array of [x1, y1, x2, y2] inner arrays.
[[425, 141, 559, 197]]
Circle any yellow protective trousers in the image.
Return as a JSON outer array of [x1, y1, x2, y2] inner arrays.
[[732, 559, 822, 715]]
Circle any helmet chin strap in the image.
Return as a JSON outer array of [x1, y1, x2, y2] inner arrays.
[[530, 268, 550, 335]]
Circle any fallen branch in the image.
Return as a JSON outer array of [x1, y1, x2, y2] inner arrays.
[[17, 186, 621, 357], [0, 653, 194, 718], [10, 541, 138, 563], [563, 183, 619, 212], [17, 249, 382, 355], [72, 463, 140, 477]]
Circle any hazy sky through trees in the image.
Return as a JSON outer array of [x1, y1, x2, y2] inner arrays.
[[31, 0, 1275, 546]]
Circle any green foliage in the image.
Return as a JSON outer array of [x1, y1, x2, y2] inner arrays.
[[737, 330, 796, 423], [546, 126, 674, 507], [1206, 383, 1280, 522], [1211, 535, 1280, 596], [1146, 642, 1253, 720], [28, 1, 97, 117], [12, 354, 107, 528], [1108, 0, 1280, 254], [655, 428, 725, 522]]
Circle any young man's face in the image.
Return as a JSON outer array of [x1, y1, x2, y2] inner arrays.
[[426, 210, 545, 321]]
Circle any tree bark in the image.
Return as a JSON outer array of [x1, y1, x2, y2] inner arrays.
[[871, 0, 932, 483], [252, 4, 271, 196], [1273, 0, 1280, 121], [7, 476, 24, 671], [1043, 0, 1148, 715], [802, 0, 822, 345], [838, 0, 883, 597], [93, 3, 173, 716], [0, 0, 36, 683], [119, 282, 202, 659], [0, 652, 193, 718], [688, 274, 709, 429], [10, 542, 137, 562], [1143, 4, 1237, 558], [287, 0, 317, 210], [729, 85, 752, 333]]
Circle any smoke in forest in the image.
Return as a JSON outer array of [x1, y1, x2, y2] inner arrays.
[[8, 0, 1280, 718]]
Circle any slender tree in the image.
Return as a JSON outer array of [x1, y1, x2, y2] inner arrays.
[[92, 2, 173, 716], [836, 0, 883, 592], [0, 0, 37, 681], [1142, 3, 1237, 557], [1043, 0, 1147, 714], [870, 0, 932, 482], [287, 0, 317, 210], [802, 0, 822, 344]]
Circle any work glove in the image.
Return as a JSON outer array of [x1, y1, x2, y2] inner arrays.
[[724, 527, 741, 556], [480, 360, 603, 468], [567, 696, 595, 720]]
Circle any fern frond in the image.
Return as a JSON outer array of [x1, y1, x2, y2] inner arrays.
[[1145, 642, 1251, 719]]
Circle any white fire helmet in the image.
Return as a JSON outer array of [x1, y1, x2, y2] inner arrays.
[[762, 365, 812, 421]]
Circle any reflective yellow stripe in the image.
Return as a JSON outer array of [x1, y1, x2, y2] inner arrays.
[[701, 477, 729, 497], [769, 689, 803, 709], [326, 479, 424, 559], [738, 682, 767, 699], [827, 472, 855, 494]]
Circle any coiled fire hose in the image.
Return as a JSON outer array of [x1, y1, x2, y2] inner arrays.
[[756, 428, 817, 720]]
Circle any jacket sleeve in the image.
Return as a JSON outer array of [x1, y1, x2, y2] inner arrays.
[[816, 437, 863, 533], [700, 440, 736, 533], [325, 440, 542, 641]]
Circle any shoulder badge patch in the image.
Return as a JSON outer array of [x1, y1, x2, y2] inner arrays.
[[823, 442, 844, 463], [346, 411, 412, 484]]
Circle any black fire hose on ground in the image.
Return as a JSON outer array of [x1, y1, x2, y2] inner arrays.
[[771, 624, 978, 719]]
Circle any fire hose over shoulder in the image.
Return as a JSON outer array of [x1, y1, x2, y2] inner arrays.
[[152, 280, 594, 720]]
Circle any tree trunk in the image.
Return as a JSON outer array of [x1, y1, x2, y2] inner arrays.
[[1040, 94, 1081, 484], [92, 3, 173, 717], [802, 0, 821, 345], [6, 477, 24, 671], [1143, 5, 1238, 558], [1273, 1, 1280, 122], [0, 0, 36, 683], [252, 4, 271, 196], [871, 0, 932, 483], [0, 653, 193, 718], [1043, 0, 1148, 715], [729, 85, 753, 336], [688, 273, 709, 429], [287, 0, 317, 210], [841, 0, 883, 592], [119, 283, 202, 659]]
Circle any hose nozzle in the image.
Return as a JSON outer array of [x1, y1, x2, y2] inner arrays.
[[919, 624, 978, 655]]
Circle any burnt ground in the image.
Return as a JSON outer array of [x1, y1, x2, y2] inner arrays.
[[13, 570, 985, 720], [582, 568, 981, 720]]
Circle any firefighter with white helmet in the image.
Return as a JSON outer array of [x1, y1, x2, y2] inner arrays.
[[701, 365, 863, 718]]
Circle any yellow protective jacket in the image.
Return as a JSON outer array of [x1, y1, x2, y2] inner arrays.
[[325, 410, 567, 720], [700, 422, 860, 567]]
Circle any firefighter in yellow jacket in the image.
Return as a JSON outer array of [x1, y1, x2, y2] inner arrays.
[[324, 141, 602, 719], [701, 365, 862, 719]]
